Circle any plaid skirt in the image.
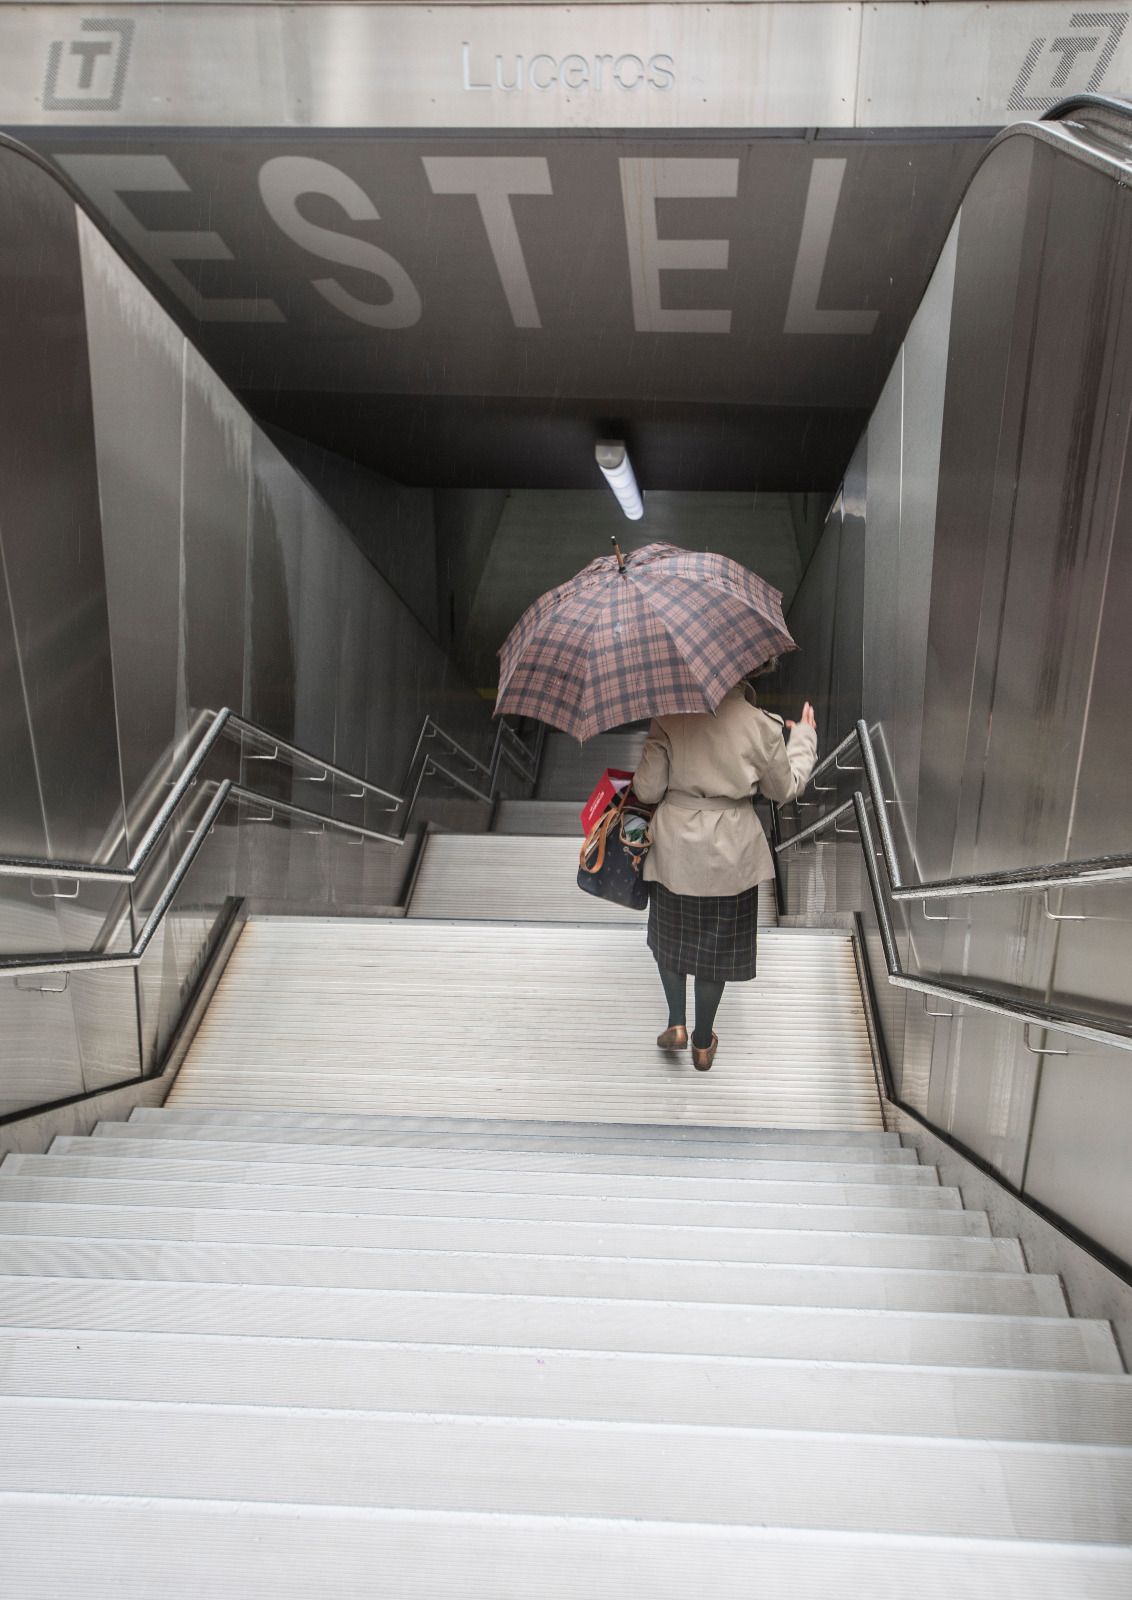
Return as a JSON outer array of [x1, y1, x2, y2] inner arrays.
[[647, 883, 759, 982]]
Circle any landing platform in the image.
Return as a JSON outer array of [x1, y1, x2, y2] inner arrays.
[[172, 920, 883, 1131]]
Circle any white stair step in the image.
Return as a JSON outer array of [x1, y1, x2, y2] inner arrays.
[[6, 1327, 1130, 1443], [7, 1154, 961, 1209], [166, 1079, 886, 1131], [6, 1498, 1132, 1600], [0, 1238, 1065, 1316], [409, 835, 649, 922], [0, 1278, 1119, 1370], [103, 1119, 918, 1166], [0, 1203, 1024, 1270], [5, 1398, 1131, 1541], [493, 799, 583, 835], [0, 1174, 994, 1234], [130, 1105, 905, 1148], [59, 1136, 939, 1189]]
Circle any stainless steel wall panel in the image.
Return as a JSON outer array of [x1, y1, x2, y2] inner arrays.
[[66, 966, 141, 1092], [369, 586, 423, 794], [78, 208, 195, 1083], [829, 466, 864, 759], [0, 175, 123, 867], [1015, 189, 1132, 1258], [784, 519, 839, 737], [856, 356, 921, 1095], [0, 537, 81, 1079], [862, 354, 903, 754], [927, 1007, 1039, 1190], [332, 542, 374, 786], [132, 833, 180, 1073], [890, 141, 1053, 1177], [291, 488, 341, 769], [177, 347, 250, 930], [915, 135, 1038, 884], [891, 223, 956, 865], [0, 548, 49, 863], [778, 123, 1132, 1259], [896, 963, 935, 1115], [1024, 1044, 1132, 1267], [1050, 483, 1132, 1017], [245, 432, 302, 744], [0, 155, 137, 1114], [0, 981, 86, 1118], [934, 153, 1127, 1184], [9, 4, 1132, 134], [78, 213, 187, 845], [969, 156, 1121, 878], [181, 343, 253, 730], [1, 139, 495, 1120], [1064, 455, 1132, 873], [135, 808, 238, 1077]]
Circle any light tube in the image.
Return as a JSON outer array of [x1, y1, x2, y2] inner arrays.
[[595, 440, 644, 520]]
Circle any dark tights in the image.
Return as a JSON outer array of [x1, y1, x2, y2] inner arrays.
[[658, 967, 725, 1050]]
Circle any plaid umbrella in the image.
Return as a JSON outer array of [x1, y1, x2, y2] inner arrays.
[[495, 541, 796, 741]]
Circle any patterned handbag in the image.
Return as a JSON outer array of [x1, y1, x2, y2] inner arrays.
[[577, 790, 654, 910]]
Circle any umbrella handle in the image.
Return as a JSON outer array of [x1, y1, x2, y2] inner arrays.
[[611, 536, 627, 573]]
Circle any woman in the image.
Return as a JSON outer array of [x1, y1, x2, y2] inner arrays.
[[633, 683, 818, 1070]]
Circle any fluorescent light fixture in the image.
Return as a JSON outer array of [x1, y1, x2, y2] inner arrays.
[[596, 440, 644, 521]]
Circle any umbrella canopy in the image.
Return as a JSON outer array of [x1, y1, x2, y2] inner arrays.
[[495, 541, 796, 741]]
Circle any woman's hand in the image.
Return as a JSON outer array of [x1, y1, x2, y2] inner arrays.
[[786, 702, 817, 735]]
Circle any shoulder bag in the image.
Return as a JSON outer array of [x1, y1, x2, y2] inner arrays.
[[577, 790, 654, 911]]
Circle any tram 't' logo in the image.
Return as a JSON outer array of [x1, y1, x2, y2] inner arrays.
[[43, 17, 135, 113], [1009, 11, 1128, 111]]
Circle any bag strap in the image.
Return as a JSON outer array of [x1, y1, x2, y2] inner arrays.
[[579, 803, 621, 875]]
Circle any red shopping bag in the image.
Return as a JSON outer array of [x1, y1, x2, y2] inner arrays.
[[580, 768, 635, 835]]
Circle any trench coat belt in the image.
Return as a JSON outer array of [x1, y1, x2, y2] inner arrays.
[[664, 791, 749, 813]]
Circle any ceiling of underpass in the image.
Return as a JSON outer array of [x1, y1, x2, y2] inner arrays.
[[26, 130, 986, 491]]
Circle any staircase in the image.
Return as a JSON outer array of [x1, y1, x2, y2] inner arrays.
[[2, 796, 1130, 1593], [2, 1108, 1131, 1593]]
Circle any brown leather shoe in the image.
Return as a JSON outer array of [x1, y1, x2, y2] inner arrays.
[[692, 1033, 718, 1071], [657, 1025, 689, 1051]]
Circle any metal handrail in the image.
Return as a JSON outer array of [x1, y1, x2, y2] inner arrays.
[[1042, 93, 1132, 122], [781, 797, 856, 850], [227, 785, 402, 848], [774, 724, 1132, 1053], [0, 712, 548, 979], [0, 705, 543, 887], [785, 718, 1132, 905], [224, 714, 401, 806], [412, 715, 541, 799], [0, 702, 544, 973], [0, 778, 411, 981], [795, 729, 859, 789], [0, 707, 401, 885], [0, 781, 233, 980], [851, 793, 1132, 1055], [0, 722, 549, 980]]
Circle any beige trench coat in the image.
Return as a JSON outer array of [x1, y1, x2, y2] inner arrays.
[[633, 682, 818, 897]]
